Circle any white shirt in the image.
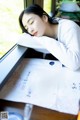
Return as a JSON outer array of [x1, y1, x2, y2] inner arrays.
[[18, 19, 80, 71], [33, 19, 80, 71]]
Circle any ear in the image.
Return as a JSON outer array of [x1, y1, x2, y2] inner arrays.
[[42, 14, 48, 23]]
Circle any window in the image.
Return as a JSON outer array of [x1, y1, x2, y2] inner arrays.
[[43, 0, 51, 15], [0, 0, 24, 59], [43, 0, 56, 17]]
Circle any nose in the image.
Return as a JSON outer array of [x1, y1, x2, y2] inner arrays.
[[28, 27, 34, 35]]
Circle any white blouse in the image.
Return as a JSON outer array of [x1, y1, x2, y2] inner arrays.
[[33, 19, 80, 71]]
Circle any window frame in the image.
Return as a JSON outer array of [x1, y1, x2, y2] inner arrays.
[[0, 0, 26, 89], [0, 0, 42, 89], [0, 45, 27, 89]]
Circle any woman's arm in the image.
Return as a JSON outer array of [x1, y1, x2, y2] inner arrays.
[[18, 20, 80, 71], [34, 20, 80, 71], [34, 36, 80, 71]]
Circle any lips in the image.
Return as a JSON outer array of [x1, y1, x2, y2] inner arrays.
[[33, 32, 38, 36]]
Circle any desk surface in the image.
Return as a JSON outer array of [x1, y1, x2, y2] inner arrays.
[[30, 105, 77, 120], [0, 99, 77, 120], [0, 58, 80, 115]]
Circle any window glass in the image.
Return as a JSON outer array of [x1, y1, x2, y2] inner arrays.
[[43, 0, 51, 14], [0, 0, 24, 58]]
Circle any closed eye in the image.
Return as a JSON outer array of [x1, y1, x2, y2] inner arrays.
[[29, 19, 34, 25]]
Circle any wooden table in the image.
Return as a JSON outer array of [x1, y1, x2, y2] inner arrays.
[[30, 105, 77, 120]]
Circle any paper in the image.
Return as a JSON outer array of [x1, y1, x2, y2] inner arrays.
[[0, 58, 80, 115]]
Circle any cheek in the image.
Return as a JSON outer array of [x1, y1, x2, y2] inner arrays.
[[39, 24, 46, 36], [35, 18, 44, 28], [36, 21, 46, 34]]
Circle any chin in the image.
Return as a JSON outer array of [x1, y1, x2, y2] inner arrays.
[[38, 34, 44, 37], [36, 35, 42, 37]]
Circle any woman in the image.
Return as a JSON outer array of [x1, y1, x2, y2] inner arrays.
[[19, 4, 80, 71]]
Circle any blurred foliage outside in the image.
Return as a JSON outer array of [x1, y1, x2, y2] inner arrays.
[[0, 0, 24, 58]]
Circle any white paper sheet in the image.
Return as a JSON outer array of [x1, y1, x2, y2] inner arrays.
[[0, 58, 80, 115]]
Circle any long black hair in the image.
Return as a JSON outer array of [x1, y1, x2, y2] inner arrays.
[[19, 4, 58, 33]]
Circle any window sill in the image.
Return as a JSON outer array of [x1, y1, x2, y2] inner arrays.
[[0, 45, 27, 89]]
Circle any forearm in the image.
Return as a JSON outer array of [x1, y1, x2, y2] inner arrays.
[[18, 33, 80, 70], [34, 36, 80, 71]]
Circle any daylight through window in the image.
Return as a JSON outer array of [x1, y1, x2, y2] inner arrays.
[[0, 0, 24, 58]]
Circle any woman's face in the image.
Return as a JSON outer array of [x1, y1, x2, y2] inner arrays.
[[22, 13, 47, 36]]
